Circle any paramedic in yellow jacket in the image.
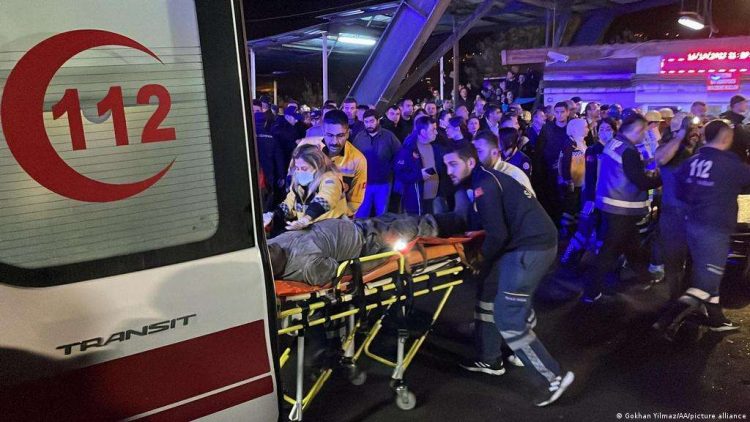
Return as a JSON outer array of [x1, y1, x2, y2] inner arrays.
[[263, 144, 348, 231], [321, 110, 367, 216]]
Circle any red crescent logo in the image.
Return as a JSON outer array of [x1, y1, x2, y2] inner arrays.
[[0, 30, 175, 202]]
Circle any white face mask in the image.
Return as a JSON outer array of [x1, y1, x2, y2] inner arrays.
[[295, 170, 315, 186]]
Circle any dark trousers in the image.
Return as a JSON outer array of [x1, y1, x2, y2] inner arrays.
[[686, 223, 731, 298], [536, 171, 562, 226], [492, 247, 562, 385], [586, 211, 643, 297], [661, 205, 689, 299], [560, 187, 581, 234]]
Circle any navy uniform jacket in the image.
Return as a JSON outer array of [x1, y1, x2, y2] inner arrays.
[[465, 165, 557, 262], [677, 146, 750, 233]]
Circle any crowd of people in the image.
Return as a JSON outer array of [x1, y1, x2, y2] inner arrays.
[[251, 79, 750, 406]]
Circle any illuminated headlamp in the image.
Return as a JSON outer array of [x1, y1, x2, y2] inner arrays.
[[393, 239, 408, 251]]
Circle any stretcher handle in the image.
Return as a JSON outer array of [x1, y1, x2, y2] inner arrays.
[[334, 250, 406, 278]]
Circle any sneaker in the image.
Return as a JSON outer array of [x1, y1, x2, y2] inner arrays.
[[704, 304, 741, 332], [459, 358, 506, 376], [506, 354, 525, 367], [535, 371, 575, 407], [652, 300, 699, 340]]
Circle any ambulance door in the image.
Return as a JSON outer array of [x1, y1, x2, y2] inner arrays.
[[0, 1, 279, 420]]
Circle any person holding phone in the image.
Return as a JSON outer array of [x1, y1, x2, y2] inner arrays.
[[394, 116, 449, 215]]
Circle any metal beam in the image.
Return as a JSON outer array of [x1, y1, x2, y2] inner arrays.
[[452, 32, 459, 103], [249, 47, 256, 99], [346, 0, 452, 109], [390, 0, 496, 103], [552, 0, 572, 47], [570, 11, 615, 45], [322, 32, 329, 102]]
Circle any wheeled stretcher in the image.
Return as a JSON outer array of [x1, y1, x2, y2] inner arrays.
[[274, 232, 483, 421]]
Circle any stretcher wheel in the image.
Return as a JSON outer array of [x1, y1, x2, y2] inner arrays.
[[349, 369, 367, 386], [341, 360, 367, 385], [395, 386, 416, 410]]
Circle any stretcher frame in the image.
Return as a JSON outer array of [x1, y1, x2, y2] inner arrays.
[[275, 238, 472, 421]]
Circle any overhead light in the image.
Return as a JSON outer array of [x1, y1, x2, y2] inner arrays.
[[336, 33, 376, 46], [678, 11, 705, 30]]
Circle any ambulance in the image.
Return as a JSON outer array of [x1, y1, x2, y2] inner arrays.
[[0, 1, 279, 420]]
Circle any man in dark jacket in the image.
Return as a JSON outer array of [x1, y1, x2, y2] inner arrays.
[[444, 144, 574, 407], [271, 105, 304, 164], [342, 97, 365, 139], [380, 104, 401, 135], [397, 98, 415, 141], [720, 94, 750, 163], [354, 110, 402, 218], [654, 119, 749, 338], [535, 102, 570, 224], [445, 116, 469, 148], [394, 116, 449, 215], [255, 112, 287, 210]]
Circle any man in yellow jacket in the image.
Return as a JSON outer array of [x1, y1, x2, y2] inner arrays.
[[321, 110, 368, 216]]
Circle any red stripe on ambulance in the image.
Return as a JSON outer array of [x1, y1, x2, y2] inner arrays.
[[1, 320, 272, 421]]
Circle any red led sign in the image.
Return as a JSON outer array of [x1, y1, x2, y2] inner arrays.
[[706, 72, 740, 91], [660, 50, 750, 75]]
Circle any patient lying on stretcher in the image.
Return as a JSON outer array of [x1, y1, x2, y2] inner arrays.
[[267, 213, 451, 286]]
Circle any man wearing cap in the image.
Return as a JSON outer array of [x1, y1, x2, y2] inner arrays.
[[643, 110, 664, 169], [607, 104, 623, 124], [305, 109, 324, 137], [720, 95, 750, 162], [354, 110, 401, 218], [659, 108, 675, 135], [271, 105, 305, 164]]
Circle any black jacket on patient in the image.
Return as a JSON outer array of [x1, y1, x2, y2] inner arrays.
[[268, 213, 440, 286]]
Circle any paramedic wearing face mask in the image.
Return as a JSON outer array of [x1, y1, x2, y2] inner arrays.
[[263, 144, 348, 232]]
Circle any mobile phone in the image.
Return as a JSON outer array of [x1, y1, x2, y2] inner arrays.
[[425, 167, 437, 175]]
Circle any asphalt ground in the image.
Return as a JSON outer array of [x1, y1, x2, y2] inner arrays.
[[286, 255, 750, 422]]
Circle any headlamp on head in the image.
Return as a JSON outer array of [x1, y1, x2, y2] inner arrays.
[[393, 239, 408, 252]]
